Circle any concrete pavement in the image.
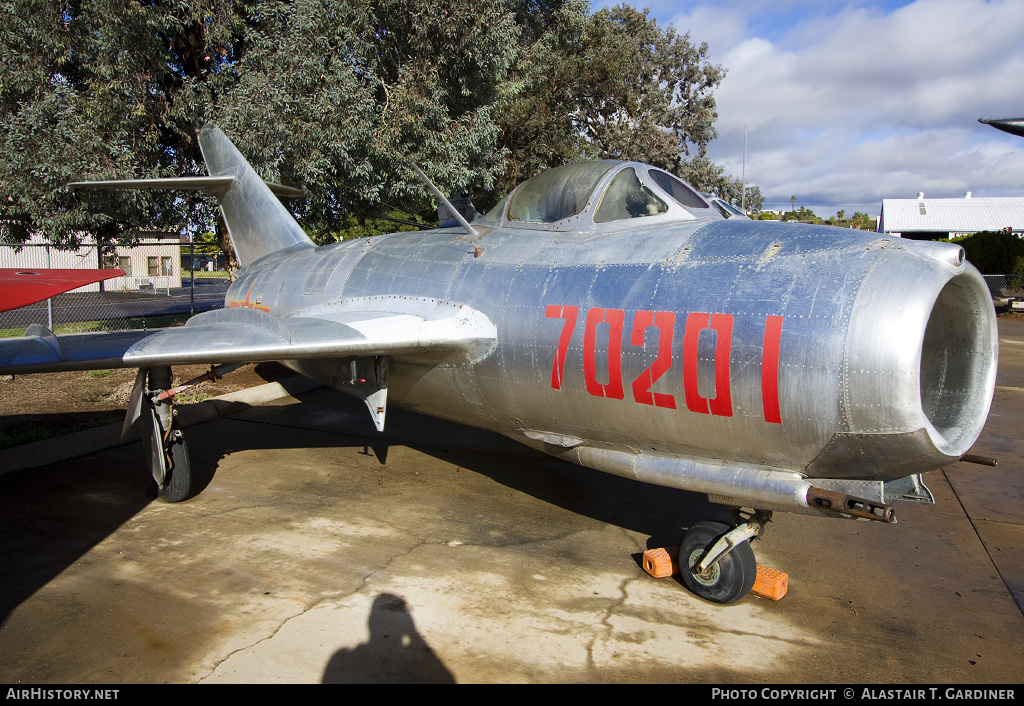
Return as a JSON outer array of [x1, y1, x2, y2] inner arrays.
[[0, 322, 1022, 684]]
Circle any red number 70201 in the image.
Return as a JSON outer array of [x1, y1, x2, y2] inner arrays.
[[545, 305, 783, 424]]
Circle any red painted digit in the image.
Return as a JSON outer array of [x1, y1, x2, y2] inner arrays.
[[708, 313, 734, 417], [631, 311, 656, 405], [545, 304, 578, 390], [762, 315, 783, 424], [583, 307, 625, 399], [682, 312, 734, 417], [683, 312, 710, 414], [631, 310, 677, 409]]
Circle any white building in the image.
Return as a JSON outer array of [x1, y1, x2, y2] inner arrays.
[[0, 234, 182, 291], [877, 194, 1024, 240]]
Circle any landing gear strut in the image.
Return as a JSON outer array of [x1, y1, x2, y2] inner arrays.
[[135, 366, 194, 503], [678, 511, 771, 604]]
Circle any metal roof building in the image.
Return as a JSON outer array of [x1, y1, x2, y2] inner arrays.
[[877, 194, 1024, 240]]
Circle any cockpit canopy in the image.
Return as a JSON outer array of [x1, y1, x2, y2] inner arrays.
[[477, 161, 739, 232]]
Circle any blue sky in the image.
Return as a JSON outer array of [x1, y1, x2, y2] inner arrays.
[[596, 0, 1024, 216]]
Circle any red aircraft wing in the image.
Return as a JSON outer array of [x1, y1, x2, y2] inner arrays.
[[0, 268, 127, 313]]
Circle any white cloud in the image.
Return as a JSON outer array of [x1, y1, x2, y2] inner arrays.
[[664, 0, 1024, 214]]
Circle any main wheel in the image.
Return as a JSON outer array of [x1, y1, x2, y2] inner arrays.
[[156, 428, 193, 503], [679, 521, 757, 604], [140, 396, 194, 503]]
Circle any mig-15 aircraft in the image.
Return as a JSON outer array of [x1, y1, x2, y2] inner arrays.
[[0, 125, 998, 604]]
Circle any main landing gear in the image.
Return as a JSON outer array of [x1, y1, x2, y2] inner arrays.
[[677, 510, 771, 604], [127, 365, 235, 503], [134, 366, 194, 503]]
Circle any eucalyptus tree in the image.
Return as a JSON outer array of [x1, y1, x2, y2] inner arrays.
[[0, 0, 522, 250], [1, 0, 747, 255]]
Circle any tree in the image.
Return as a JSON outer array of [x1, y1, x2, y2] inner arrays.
[[490, 3, 739, 197], [850, 212, 875, 230], [949, 231, 1024, 274], [1, 0, 522, 250], [677, 153, 763, 212], [487, 0, 590, 200], [572, 5, 724, 169], [1, 0, 755, 252], [782, 206, 821, 224], [0, 0, 246, 246]]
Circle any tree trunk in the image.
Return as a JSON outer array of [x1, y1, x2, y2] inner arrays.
[[216, 213, 240, 281]]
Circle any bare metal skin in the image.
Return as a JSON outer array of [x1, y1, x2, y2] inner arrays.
[[0, 125, 997, 603]]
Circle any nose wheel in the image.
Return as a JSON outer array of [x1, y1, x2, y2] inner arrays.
[[678, 520, 759, 604]]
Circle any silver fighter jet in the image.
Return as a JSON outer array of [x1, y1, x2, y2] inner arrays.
[[0, 125, 998, 604]]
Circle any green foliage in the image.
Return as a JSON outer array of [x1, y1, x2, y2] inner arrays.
[[1, 0, 252, 245], [573, 6, 724, 167], [948, 231, 1024, 275], [313, 212, 431, 244], [678, 154, 763, 211], [190, 231, 221, 255], [1011, 256, 1024, 291], [782, 207, 821, 224], [823, 211, 875, 229], [852, 212, 875, 229], [1, 0, 520, 245], [488, 3, 739, 201], [1, 0, 754, 248]]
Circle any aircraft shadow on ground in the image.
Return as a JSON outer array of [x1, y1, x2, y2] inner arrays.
[[209, 385, 735, 555], [0, 364, 294, 626], [0, 437, 157, 626], [0, 380, 730, 629]]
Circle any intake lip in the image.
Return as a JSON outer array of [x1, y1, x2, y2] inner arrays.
[[918, 270, 998, 457], [836, 253, 997, 477]]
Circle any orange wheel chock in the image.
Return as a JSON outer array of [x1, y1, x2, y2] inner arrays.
[[642, 546, 678, 579], [752, 565, 789, 600], [642, 545, 789, 601]]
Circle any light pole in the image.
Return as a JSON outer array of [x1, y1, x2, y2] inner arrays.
[[741, 125, 748, 213]]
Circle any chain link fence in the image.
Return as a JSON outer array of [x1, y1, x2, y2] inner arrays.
[[982, 275, 1024, 299], [1, 240, 229, 337]]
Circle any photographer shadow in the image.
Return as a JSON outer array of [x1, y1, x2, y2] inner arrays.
[[322, 593, 454, 684]]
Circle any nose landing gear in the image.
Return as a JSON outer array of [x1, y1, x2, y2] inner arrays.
[[678, 511, 771, 604]]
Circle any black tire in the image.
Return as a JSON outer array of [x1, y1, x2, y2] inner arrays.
[[679, 521, 757, 604], [156, 428, 193, 503], [140, 396, 194, 503]]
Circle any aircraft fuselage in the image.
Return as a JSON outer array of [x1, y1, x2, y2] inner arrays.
[[225, 217, 995, 508]]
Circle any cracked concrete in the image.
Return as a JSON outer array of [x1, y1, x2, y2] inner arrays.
[[1, 321, 1023, 683]]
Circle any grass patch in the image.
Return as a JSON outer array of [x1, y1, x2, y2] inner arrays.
[[0, 416, 120, 450], [184, 269, 232, 279], [174, 390, 214, 405], [0, 424, 56, 450], [86, 369, 113, 378]]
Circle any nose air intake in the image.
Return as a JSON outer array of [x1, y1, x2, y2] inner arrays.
[[919, 272, 998, 456]]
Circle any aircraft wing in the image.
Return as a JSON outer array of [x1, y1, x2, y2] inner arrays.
[[0, 302, 497, 375], [0, 268, 126, 313]]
